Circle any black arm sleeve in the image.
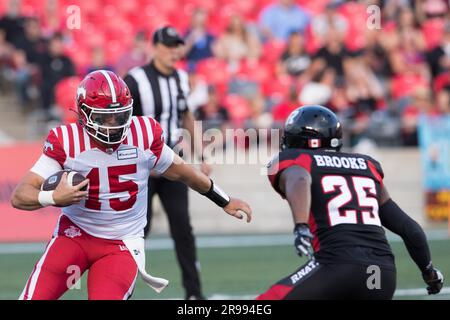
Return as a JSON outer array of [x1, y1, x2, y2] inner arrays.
[[379, 199, 431, 273], [123, 74, 143, 116]]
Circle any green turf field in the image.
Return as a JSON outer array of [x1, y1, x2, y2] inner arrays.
[[0, 238, 448, 300]]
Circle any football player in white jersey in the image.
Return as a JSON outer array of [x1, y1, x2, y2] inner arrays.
[[11, 70, 252, 300]]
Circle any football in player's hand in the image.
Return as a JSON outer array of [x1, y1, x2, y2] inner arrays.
[[41, 170, 87, 191]]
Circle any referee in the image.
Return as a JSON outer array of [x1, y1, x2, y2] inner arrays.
[[124, 26, 211, 300]]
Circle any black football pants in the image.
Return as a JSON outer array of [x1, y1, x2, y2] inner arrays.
[[257, 259, 396, 300], [144, 177, 202, 298]]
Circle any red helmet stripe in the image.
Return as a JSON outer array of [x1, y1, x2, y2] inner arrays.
[[100, 70, 117, 103]]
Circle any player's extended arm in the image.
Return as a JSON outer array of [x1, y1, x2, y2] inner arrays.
[[279, 166, 314, 258], [379, 186, 444, 294], [11, 171, 89, 211], [161, 153, 252, 222]]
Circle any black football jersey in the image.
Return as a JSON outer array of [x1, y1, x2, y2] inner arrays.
[[267, 148, 395, 269]]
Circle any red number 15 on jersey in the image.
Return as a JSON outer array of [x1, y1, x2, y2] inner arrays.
[[85, 164, 138, 211]]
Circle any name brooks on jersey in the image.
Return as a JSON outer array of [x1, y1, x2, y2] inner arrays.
[[313, 154, 368, 170]]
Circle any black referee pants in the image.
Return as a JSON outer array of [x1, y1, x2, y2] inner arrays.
[[257, 259, 396, 300], [144, 176, 202, 297]]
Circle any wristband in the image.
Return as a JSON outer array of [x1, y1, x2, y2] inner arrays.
[[38, 190, 55, 207], [201, 179, 230, 208]]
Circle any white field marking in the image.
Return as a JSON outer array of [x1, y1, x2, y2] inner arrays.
[[0, 230, 448, 254]]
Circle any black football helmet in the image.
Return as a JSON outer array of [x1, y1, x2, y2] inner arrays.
[[281, 105, 343, 151]]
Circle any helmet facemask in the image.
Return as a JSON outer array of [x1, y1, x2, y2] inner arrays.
[[79, 100, 133, 145]]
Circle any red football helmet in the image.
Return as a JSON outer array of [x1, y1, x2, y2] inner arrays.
[[76, 70, 133, 145]]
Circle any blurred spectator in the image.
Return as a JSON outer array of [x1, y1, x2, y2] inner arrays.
[[436, 87, 450, 114], [13, 17, 46, 107], [115, 31, 149, 78], [276, 31, 311, 79], [213, 14, 262, 72], [38, 33, 75, 120], [401, 87, 437, 146], [40, 0, 63, 38], [299, 67, 335, 105], [183, 8, 215, 71], [86, 46, 114, 74], [244, 93, 273, 147], [426, 23, 450, 78], [415, 0, 449, 23], [14, 17, 46, 64], [311, 2, 348, 48], [385, 7, 429, 79], [194, 86, 229, 132], [383, 0, 412, 22], [312, 29, 348, 79], [344, 58, 385, 114], [0, 0, 25, 47], [0, 28, 14, 88], [271, 85, 299, 125], [187, 72, 209, 112], [259, 0, 311, 41]]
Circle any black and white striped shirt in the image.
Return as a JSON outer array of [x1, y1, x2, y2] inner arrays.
[[124, 61, 190, 148]]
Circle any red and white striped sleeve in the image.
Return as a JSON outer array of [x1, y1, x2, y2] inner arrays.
[[30, 128, 66, 179], [147, 117, 174, 174], [43, 128, 67, 166]]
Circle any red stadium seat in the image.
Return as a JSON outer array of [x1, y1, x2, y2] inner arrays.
[[262, 39, 286, 64], [223, 94, 251, 124], [304, 23, 321, 55], [262, 75, 293, 101], [236, 59, 273, 84], [297, 0, 329, 15], [433, 72, 450, 93], [391, 73, 429, 100], [339, 2, 367, 52], [196, 58, 231, 86], [55, 76, 83, 124], [422, 18, 446, 50]]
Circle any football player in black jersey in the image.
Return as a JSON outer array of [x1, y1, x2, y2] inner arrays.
[[257, 105, 444, 300]]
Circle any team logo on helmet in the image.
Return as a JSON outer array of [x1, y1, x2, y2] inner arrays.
[[76, 86, 87, 100]]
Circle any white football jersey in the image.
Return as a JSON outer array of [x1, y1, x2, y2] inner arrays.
[[32, 116, 174, 240]]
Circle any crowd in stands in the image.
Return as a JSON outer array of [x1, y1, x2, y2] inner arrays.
[[0, 0, 449, 148]]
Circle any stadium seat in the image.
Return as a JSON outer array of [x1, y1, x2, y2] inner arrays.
[[236, 59, 273, 85], [391, 73, 430, 100], [422, 18, 446, 50], [262, 75, 293, 101], [262, 40, 286, 64], [433, 72, 450, 93], [223, 94, 251, 125], [339, 2, 367, 52], [196, 58, 232, 87], [298, 0, 329, 15], [55, 76, 83, 124]]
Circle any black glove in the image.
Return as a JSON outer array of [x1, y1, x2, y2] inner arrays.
[[422, 264, 444, 295], [293, 223, 314, 259]]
